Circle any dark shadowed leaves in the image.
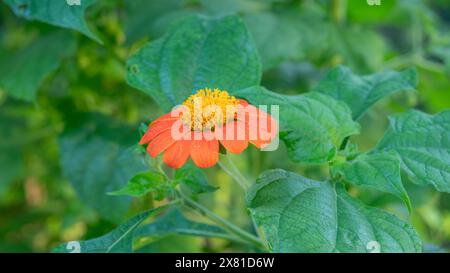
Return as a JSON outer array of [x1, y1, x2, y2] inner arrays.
[[0, 31, 76, 101], [59, 113, 147, 222], [135, 208, 235, 241], [53, 204, 175, 253]]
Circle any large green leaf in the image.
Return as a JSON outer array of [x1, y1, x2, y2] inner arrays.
[[53, 204, 174, 253], [375, 110, 450, 192], [248, 169, 422, 253], [0, 31, 76, 101], [124, 0, 194, 44], [332, 151, 411, 211], [126, 14, 261, 111], [135, 208, 235, 241], [234, 87, 360, 163], [3, 0, 101, 42], [244, 10, 328, 70], [313, 66, 417, 119], [59, 113, 147, 222]]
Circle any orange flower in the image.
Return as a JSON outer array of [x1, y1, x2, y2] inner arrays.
[[140, 88, 278, 169]]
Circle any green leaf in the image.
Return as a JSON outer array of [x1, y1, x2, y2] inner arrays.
[[52, 204, 174, 253], [126, 14, 261, 111], [136, 235, 203, 253], [313, 66, 417, 120], [135, 208, 234, 241], [174, 163, 218, 195], [248, 169, 422, 253], [59, 113, 147, 222], [375, 110, 450, 192], [0, 147, 22, 195], [0, 115, 25, 195], [234, 87, 360, 163], [124, 0, 194, 44], [332, 151, 412, 211], [0, 31, 76, 101], [3, 0, 101, 42], [200, 0, 267, 16], [244, 9, 328, 70], [329, 26, 386, 72], [109, 171, 171, 201]]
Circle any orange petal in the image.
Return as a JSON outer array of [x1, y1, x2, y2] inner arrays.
[[237, 99, 249, 107], [219, 120, 248, 154], [151, 112, 179, 125], [240, 105, 278, 149], [146, 129, 177, 158], [139, 118, 177, 145], [190, 132, 219, 168], [163, 140, 191, 169]]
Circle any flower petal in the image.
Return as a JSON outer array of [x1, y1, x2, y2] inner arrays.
[[238, 104, 278, 149], [190, 132, 219, 168], [146, 129, 177, 158], [139, 118, 177, 145], [163, 140, 191, 169], [219, 120, 248, 154]]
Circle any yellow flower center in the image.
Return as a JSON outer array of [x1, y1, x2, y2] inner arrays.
[[181, 88, 239, 131]]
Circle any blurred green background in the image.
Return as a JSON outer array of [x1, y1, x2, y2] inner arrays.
[[0, 0, 450, 252]]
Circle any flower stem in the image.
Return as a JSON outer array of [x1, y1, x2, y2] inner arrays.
[[218, 155, 268, 249], [177, 190, 265, 250], [218, 156, 251, 191]]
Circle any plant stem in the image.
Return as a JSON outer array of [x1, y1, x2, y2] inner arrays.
[[177, 190, 265, 250], [331, 0, 347, 25], [218, 156, 251, 191], [218, 155, 268, 249]]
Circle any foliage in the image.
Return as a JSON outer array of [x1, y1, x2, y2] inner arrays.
[[1, 0, 450, 253]]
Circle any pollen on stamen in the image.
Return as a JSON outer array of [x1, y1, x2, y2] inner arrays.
[[181, 88, 239, 131]]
